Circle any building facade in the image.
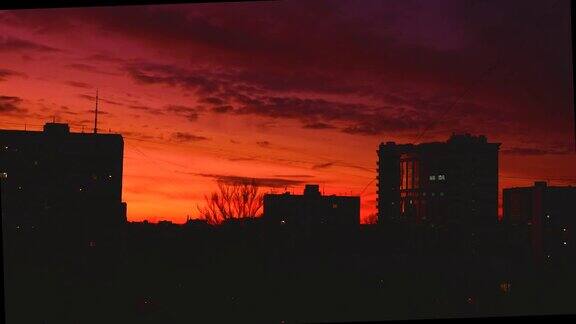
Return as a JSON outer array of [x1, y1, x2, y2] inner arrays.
[[503, 181, 575, 264], [0, 123, 126, 239], [377, 134, 500, 226], [263, 184, 360, 228]]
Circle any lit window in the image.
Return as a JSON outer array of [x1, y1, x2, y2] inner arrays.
[[332, 203, 338, 209], [438, 175, 446, 180], [429, 175, 436, 181], [499, 282, 511, 293]]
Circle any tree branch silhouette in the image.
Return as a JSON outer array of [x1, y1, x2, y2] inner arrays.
[[196, 179, 264, 224]]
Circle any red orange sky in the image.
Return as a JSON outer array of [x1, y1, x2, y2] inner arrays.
[[0, 0, 574, 223]]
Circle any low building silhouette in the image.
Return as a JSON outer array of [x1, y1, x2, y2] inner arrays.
[[263, 184, 360, 229], [503, 181, 575, 264], [377, 133, 500, 226]]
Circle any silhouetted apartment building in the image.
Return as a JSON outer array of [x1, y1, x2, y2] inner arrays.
[[0, 122, 126, 240], [263, 184, 360, 228], [377, 134, 500, 226], [503, 181, 575, 264]]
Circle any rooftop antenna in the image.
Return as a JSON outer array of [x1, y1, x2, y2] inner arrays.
[[93, 89, 99, 134]]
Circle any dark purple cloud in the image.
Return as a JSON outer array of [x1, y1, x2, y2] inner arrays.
[[0, 68, 26, 81], [0, 36, 61, 53], [165, 104, 201, 122], [0, 1, 571, 148], [0, 95, 26, 114], [194, 173, 307, 188], [172, 132, 209, 142]]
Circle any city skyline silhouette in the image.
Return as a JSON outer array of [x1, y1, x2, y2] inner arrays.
[[0, 0, 574, 224], [1, 1, 575, 323]]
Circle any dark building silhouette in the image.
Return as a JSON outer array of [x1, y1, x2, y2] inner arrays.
[[503, 181, 575, 264], [0, 122, 126, 241], [263, 184, 360, 228], [377, 134, 500, 226]]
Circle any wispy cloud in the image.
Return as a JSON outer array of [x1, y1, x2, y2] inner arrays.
[[0, 95, 26, 114], [194, 173, 307, 188], [172, 132, 209, 142], [0, 36, 61, 53]]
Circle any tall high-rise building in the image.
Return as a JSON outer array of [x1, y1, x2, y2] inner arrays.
[[0, 122, 126, 237], [377, 134, 500, 226]]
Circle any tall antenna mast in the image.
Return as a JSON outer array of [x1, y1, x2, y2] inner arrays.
[[93, 89, 99, 134]]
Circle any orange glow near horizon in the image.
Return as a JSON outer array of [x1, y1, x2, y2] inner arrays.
[[0, 3, 574, 224]]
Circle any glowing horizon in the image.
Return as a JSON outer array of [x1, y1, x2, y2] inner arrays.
[[1, 1, 574, 224]]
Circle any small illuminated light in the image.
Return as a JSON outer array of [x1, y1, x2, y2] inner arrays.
[[280, 220, 286, 225], [108, 175, 112, 179], [563, 241, 567, 246], [332, 203, 338, 209], [4, 146, 7, 149], [18, 186, 22, 190], [429, 175, 436, 181], [546, 214, 550, 219], [0, 172, 7, 179], [438, 175, 446, 180], [79, 188, 83, 191], [562, 228, 566, 232]]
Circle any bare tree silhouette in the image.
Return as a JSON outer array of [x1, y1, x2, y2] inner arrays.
[[197, 179, 264, 224]]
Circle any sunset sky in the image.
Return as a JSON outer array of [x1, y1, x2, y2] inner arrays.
[[0, 0, 574, 223]]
